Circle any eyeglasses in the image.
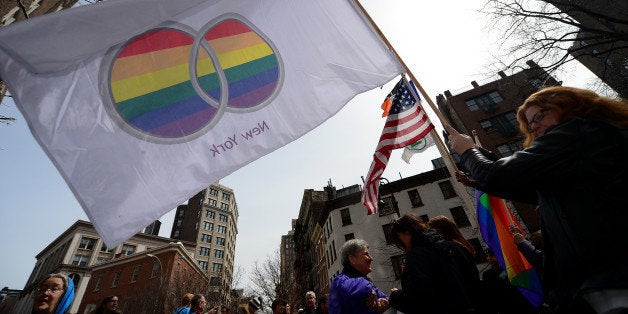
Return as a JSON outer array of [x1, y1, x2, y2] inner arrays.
[[37, 287, 64, 294], [527, 109, 548, 131]]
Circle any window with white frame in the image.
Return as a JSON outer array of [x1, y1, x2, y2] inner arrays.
[[131, 265, 141, 282]]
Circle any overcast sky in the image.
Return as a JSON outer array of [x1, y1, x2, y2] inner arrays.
[[0, 0, 597, 292]]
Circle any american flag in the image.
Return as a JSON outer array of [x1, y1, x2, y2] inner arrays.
[[362, 78, 435, 214]]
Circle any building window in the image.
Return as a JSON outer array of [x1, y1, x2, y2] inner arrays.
[[216, 237, 226, 246], [382, 223, 395, 245], [203, 222, 214, 231], [96, 257, 109, 265], [465, 91, 503, 112], [210, 276, 221, 286], [419, 214, 429, 223], [214, 249, 224, 259], [112, 271, 120, 287], [391, 255, 406, 279], [344, 233, 355, 241], [100, 243, 114, 253], [199, 247, 210, 256], [94, 276, 102, 291], [209, 188, 219, 196], [173, 230, 180, 238], [131, 265, 141, 283], [438, 181, 457, 199], [219, 214, 228, 222], [220, 203, 229, 211], [176, 219, 183, 227], [72, 255, 89, 266], [479, 111, 518, 136], [379, 195, 396, 216], [78, 237, 96, 250], [199, 261, 208, 270], [201, 234, 212, 243], [150, 261, 160, 278], [450, 206, 471, 227], [217, 225, 227, 234], [407, 189, 424, 207], [121, 244, 136, 256], [496, 140, 523, 157], [178, 209, 185, 217], [529, 77, 544, 89], [208, 199, 218, 207], [206, 210, 215, 219], [222, 193, 231, 201], [212, 263, 223, 272], [340, 208, 352, 226]]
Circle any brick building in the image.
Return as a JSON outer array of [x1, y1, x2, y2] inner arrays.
[[436, 60, 561, 232], [78, 242, 208, 313], [10, 220, 196, 314]]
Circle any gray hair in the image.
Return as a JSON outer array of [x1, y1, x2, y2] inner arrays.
[[341, 239, 369, 266], [40, 273, 69, 290], [306, 291, 316, 298]]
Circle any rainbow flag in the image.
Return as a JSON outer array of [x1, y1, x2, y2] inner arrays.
[[476, 190, 544, 307]]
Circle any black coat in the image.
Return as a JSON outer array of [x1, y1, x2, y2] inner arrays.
[[461, 117, 628, 311], [389, 230, 481, 314]]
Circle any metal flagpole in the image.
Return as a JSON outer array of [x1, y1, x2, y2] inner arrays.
[[350, 0, 478, 225]]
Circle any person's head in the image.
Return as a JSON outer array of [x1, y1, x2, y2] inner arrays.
[[391, 213, 430, 252], [249, 296, 263, 312], [517, 86, 628, 146], [530, 230, 543, 249], [100, 295, 119, 313], [305, 291, 316, 309], [33, 273, 74, 314], [318, 294, 328, 313], [271, 298, 287, 313], [428, 215, 476, 255], [340, 239, 373, 276], [485, 249, 500, 267], [220, 305, 230, 314], [181, 293, 194, 306], [191, 294, 206, 311]]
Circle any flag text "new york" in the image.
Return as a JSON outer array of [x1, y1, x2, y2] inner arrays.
[[209, 121, 270, 157]]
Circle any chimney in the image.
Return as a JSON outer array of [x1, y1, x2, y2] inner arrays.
[[498, 71, 507, 78], [444, 90, 453, 98], [471, 81, 479, 88], [526, 60, 539, 68]]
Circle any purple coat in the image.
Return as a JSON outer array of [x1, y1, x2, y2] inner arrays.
[[329, 265, 388, 314]]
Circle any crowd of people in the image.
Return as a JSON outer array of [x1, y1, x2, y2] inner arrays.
[[30, 86, 627, 314]]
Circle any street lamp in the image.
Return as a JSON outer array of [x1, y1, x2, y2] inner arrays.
[[146, 254, 163, 314]]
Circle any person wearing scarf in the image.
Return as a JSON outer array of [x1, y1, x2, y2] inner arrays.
[[32, 273, 75, 314], [329, 239, 389, 314]]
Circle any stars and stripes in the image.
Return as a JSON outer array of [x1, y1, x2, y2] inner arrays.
[[362, 77, 435, 214]]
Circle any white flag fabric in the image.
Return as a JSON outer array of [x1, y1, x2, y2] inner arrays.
[[0, 0, 402, 246], [401, 133, 435, 163]]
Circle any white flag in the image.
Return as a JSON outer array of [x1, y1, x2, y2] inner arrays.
[[401, 133, 435, 163], [0, 0, 402, 246]]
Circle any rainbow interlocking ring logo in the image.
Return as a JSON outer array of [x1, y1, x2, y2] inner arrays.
[[100, 14, 284, 143]]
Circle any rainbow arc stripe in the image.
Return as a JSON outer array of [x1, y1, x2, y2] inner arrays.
[[108, 18, 280, 138]]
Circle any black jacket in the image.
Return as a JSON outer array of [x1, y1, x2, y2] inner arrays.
[[389, 230, 480, 314], [461, 118, 628, 311]]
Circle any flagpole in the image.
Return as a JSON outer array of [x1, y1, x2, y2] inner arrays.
[[351, 0, 478, 225]]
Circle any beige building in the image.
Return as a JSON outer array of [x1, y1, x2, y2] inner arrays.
[[171, 183, 239, 305], [292, 169, 485, 301], [11, 220, 196, 313]]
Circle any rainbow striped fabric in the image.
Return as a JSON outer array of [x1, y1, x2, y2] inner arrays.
[[109, 19, 279, 138], [476, 190, 544, 307]]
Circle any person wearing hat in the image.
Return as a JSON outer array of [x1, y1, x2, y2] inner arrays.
[[248, 296, 263, 314]]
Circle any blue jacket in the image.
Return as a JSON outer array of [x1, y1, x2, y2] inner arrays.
[[329, 265, 387, 314]]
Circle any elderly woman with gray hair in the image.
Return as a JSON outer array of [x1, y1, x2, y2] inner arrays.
[[328, 239, 389, 314], [32, 273, 75, 314]]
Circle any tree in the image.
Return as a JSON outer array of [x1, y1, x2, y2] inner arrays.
[[481, 0, 628, 97], [248, 250, 299, 311]]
